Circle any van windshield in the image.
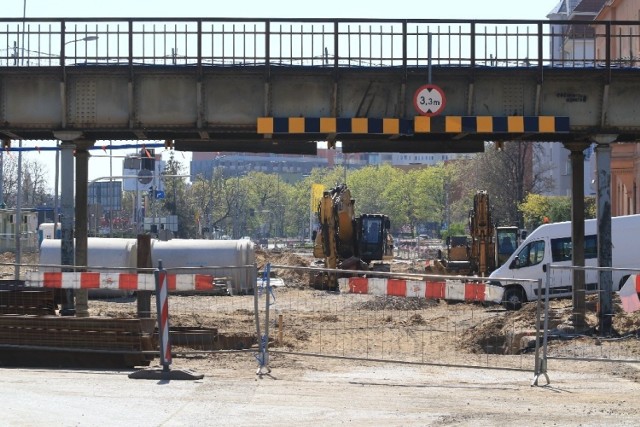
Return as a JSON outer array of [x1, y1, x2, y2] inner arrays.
[[513, 240, 545, 268]]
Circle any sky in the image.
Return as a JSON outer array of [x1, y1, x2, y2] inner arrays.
[[5, 0, 560, 190]]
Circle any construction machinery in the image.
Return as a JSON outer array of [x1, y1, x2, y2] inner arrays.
[[428, 190, 520, 277], [468, 189, 495, 276], [312, 184, 394, 290]]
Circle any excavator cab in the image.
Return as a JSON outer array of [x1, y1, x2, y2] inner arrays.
[[495, 226, 519, 267], [495, 226, 520, 268], [356, 214, 393, 265]]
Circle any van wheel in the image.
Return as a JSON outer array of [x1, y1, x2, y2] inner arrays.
[[503, 287, 524, 311]]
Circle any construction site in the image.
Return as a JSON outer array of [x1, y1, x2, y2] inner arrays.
[[3, 9, 640, 423], [2, 241, 640, 424], [91, 247, 640, 367]]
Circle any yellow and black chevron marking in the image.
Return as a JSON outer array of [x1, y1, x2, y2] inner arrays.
[[257, 117, 412, 134], [257, 116, 570, 134]]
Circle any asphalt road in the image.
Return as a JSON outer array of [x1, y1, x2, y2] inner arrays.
[[3, 358, 640, 426]]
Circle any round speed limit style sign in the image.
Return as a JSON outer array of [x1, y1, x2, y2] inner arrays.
[[414, 84, 446, 116]]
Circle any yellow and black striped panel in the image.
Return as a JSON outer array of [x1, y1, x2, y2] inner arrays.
[[257, 117, 414, 134], [257, 116, 570, 134], [414, 116, 569, 133]]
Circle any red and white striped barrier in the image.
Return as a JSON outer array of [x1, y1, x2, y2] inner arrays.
[[25, 271, 215, 292], [619, 275, 640, 313], [339, 277, 504, 303], [155, 269, 172, 367]]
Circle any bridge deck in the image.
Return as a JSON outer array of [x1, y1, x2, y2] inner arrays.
[[1, 18, 639, 150]]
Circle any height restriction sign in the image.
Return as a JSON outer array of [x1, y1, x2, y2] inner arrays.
[[414, 84, 446, 116]]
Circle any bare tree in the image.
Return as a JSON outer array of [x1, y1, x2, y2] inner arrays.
[[455, 141, 553, 228], [0, 154, 50, 208], [21, 158, 50, 207]]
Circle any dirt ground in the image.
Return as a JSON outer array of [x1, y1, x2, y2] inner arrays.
[[254, 247, 640, 333], [4, 248, 640, 354], [4, 249, 640, 425]]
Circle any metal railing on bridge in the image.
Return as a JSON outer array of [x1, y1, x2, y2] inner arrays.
[[1, 18, 639, 71]]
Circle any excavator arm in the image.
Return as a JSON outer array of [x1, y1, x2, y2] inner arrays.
[[469, 190, 496, 276]]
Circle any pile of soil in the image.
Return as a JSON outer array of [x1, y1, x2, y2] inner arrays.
[[351, 295, 439, 311], [255, 248, 313, 287], [255, 247, 427, 289], [459, 295, 640, 355]]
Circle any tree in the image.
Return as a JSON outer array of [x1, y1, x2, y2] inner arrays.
[[382, 169, 414, 234], [348, 164, 399, 216], [454, 141, 554, 228], [160, 152, 193, 238], [0, 154, 50, 208], [520, 194, 596, 230], [190, 168, 235, 236], [288, 177, 314, 240]]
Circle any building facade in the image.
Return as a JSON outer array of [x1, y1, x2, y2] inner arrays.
[[541, 0, 607, 197], [594, 0, 640, 215]]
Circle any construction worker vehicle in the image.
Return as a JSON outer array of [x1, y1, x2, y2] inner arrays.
[[312, 184, 394, 290], [427, 190, 520, 277]]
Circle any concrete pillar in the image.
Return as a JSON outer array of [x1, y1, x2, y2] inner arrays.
[[571, 149, 586, 328], [54, 132, 94, 317], [74, 142, 94, 318], [593, 135, 617, 336], [59, 141, 76, 316], [136, 234, 153, 318], [564, 142, 590, 330]]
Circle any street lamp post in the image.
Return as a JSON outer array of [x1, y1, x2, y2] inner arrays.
[[64, 35, 98, 45], [61, 35, 99, 67]]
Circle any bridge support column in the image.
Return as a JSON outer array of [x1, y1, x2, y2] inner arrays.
[[74, 141, 95, 318], [593, 135, 617, 336], [563, 142, 591, 331], [58, 141, 76, 316]]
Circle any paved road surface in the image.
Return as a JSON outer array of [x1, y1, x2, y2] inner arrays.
[[2, 357, 640, 426]]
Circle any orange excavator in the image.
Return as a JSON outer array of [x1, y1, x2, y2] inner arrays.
[[312, 184, 394, 290]]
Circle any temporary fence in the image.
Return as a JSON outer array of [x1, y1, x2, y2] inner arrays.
[[0, 260, 258, 369], [256, 264, 541, 374], [394, 238, 442, 261], [534, 264, 640, 386], [1, 258, 557, 380]]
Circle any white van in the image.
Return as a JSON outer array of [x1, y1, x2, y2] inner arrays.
[[489, 214, 640, 309]]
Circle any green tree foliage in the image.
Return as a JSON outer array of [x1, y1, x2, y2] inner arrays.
[[520, 194, 597, 230], [414, 164, 448, 224], [190, 168, 235, 236], [282, 178, 310, 239], [244, 172, 282, 238], [440, 222, 467, 239], [348, 164, 401, 216], [379, 168, 417, 234], [7, 140, 602, 242]]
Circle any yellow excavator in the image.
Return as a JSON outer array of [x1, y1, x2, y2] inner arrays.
[[428, 190, 520, 277], [312, 184, 394, 290]]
